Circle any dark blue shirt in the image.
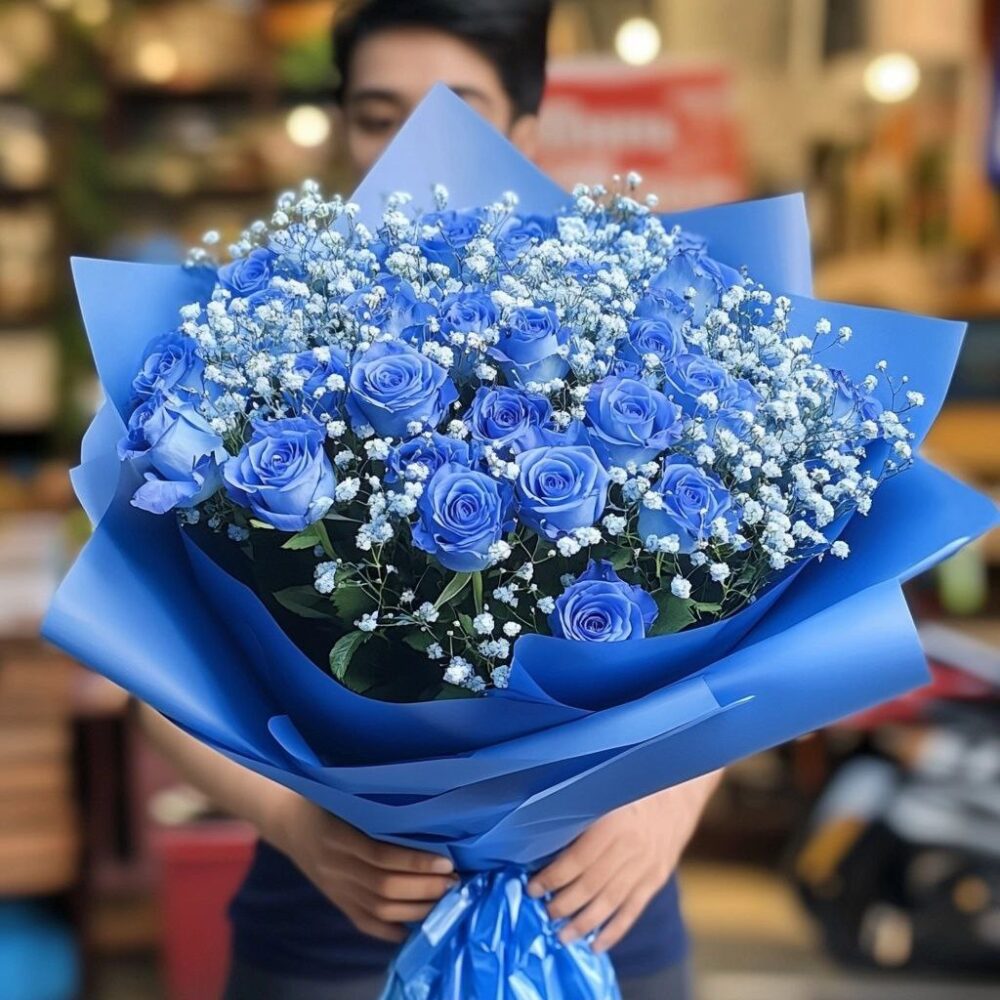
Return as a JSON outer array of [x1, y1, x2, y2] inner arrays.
[[229, 840, 687, 980]]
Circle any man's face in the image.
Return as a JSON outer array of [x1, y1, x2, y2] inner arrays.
[[339, 27, 538, 178]]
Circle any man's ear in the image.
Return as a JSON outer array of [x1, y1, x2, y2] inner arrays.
[[509, 114, 540, 163]]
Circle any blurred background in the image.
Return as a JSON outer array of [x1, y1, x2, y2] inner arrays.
[[1, 1, 999, 998]]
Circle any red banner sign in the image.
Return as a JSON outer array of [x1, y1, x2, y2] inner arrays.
[[538, 59, 747, 211]]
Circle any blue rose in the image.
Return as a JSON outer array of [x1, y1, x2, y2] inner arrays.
[[565, 260, 601, 282], [615, 315, 687, 376], [346, 340, 458, 438], [828, 368, 884, 426], [439, 291, 497, 335], [385, 433, 477, 485], [246, 285, 298, 315], [671, 229, 709, 254], [218, 247, 275, 299], [584, 376, 683, 468], [412, 463, 513, 572], [710, 377, 762, 440], [648, 250, 741, 324], [633, 285, 693, 327], [550, 560, 658, 642], [289, 346, 350, 417], [661, 353, 735, 415], [495, 214, 557, 261], [466, 386, 552, 451], [344, 277, 438, 346], [511, 419, 590, 455], [131, 331, 204, 408], [223, 417, 335, 532], [638, 456, 739, 553], [119, 393, 226, 514], [419, 208, 487, 272], [489, 305, 570, 386], [438, 291, 497, 376], [515, 445, 609, 540]]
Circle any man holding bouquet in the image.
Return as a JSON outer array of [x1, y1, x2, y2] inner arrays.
[[142, 2, 720, 997]]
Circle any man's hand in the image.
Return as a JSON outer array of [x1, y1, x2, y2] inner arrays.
[[526, 771, 721, 952], [265, 790, 456, 943]]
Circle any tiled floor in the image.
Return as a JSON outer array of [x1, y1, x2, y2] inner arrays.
[[94, 862, 999, 999]]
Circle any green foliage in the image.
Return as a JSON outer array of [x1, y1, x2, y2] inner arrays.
[[402, 631, 435, 653], [472, 571, 484, 614], [283, 521, 335, 558], [329, 631, 371, 682], [434, 572, 472, 609], [273, 585, 335, 620], [331, 583, 376, 621], [647, 592, 696, 637]]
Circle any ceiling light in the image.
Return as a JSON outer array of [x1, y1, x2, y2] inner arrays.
[[614, 16, 661, 67], [864, 52, 920, 104]]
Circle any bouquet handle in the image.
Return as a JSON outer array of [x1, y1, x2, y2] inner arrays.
[[379, 869, 621, 1000]]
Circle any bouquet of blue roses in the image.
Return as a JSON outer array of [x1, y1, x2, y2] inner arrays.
[[45, 87, 998, 1000], [122, 174, 915, 702]]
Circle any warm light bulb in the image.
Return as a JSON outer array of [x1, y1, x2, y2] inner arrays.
[[286, 105, 331, 148], [614, 16, 661, 67], [864, 52, 920, 104], [135, 40, 179, 84]]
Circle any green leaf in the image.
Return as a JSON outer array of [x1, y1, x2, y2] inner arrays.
[[249, 518, 276, 530], [458, 613, 474, 636], [282, 526, 321, 550], [331, 584, 375, 622], [282, 521, 335, 558], [434, 571, 472, 609], [329, 631, 371, 681], [273, 585, 336, 620], [403, 631, 435, 653], [610, 548, 633, 571], [693, 601, 723, 615], [434, 681, 479, 700], [312, 520, 335, 559], [472, 571, 484, 615], [647, 592, 696, 637]]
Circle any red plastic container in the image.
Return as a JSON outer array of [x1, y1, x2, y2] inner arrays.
[[154, 822, 256, 1000]]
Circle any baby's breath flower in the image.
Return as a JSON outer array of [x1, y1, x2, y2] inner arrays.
[[473, 612, 495, 635]]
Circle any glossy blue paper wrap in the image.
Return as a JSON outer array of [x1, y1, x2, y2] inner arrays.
[[44, 87, 998, 999]]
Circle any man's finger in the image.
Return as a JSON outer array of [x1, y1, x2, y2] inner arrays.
[[355, 836, 454, 875], [367, 898, 437, 925], [546, 857, 629, 922], [354, 867, 457, 902], [350, 910, 408, 944], [558, 873, 632, 943], [592, 886, 655, 953], [527, 829, 608, 898]]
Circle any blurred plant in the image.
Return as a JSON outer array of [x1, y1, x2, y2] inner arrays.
[[23, 9, 112, 453], [276, 34, 335, 93]]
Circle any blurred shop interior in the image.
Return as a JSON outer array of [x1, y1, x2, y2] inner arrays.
[[1, 0, 1000, 998]]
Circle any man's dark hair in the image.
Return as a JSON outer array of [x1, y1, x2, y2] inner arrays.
[[332, 0, 552, 118]]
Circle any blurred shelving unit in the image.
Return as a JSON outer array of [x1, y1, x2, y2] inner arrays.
[[0, 0, 348, 987], [0, 0, 345, 460]]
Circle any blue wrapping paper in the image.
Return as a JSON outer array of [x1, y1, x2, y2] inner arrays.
[[43, 86, 999, 997], [379, 871, 620, 1000]]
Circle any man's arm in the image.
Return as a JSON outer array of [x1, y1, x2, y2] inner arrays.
[[138, 704, 455, 942], [527, 771, 723, 952]]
